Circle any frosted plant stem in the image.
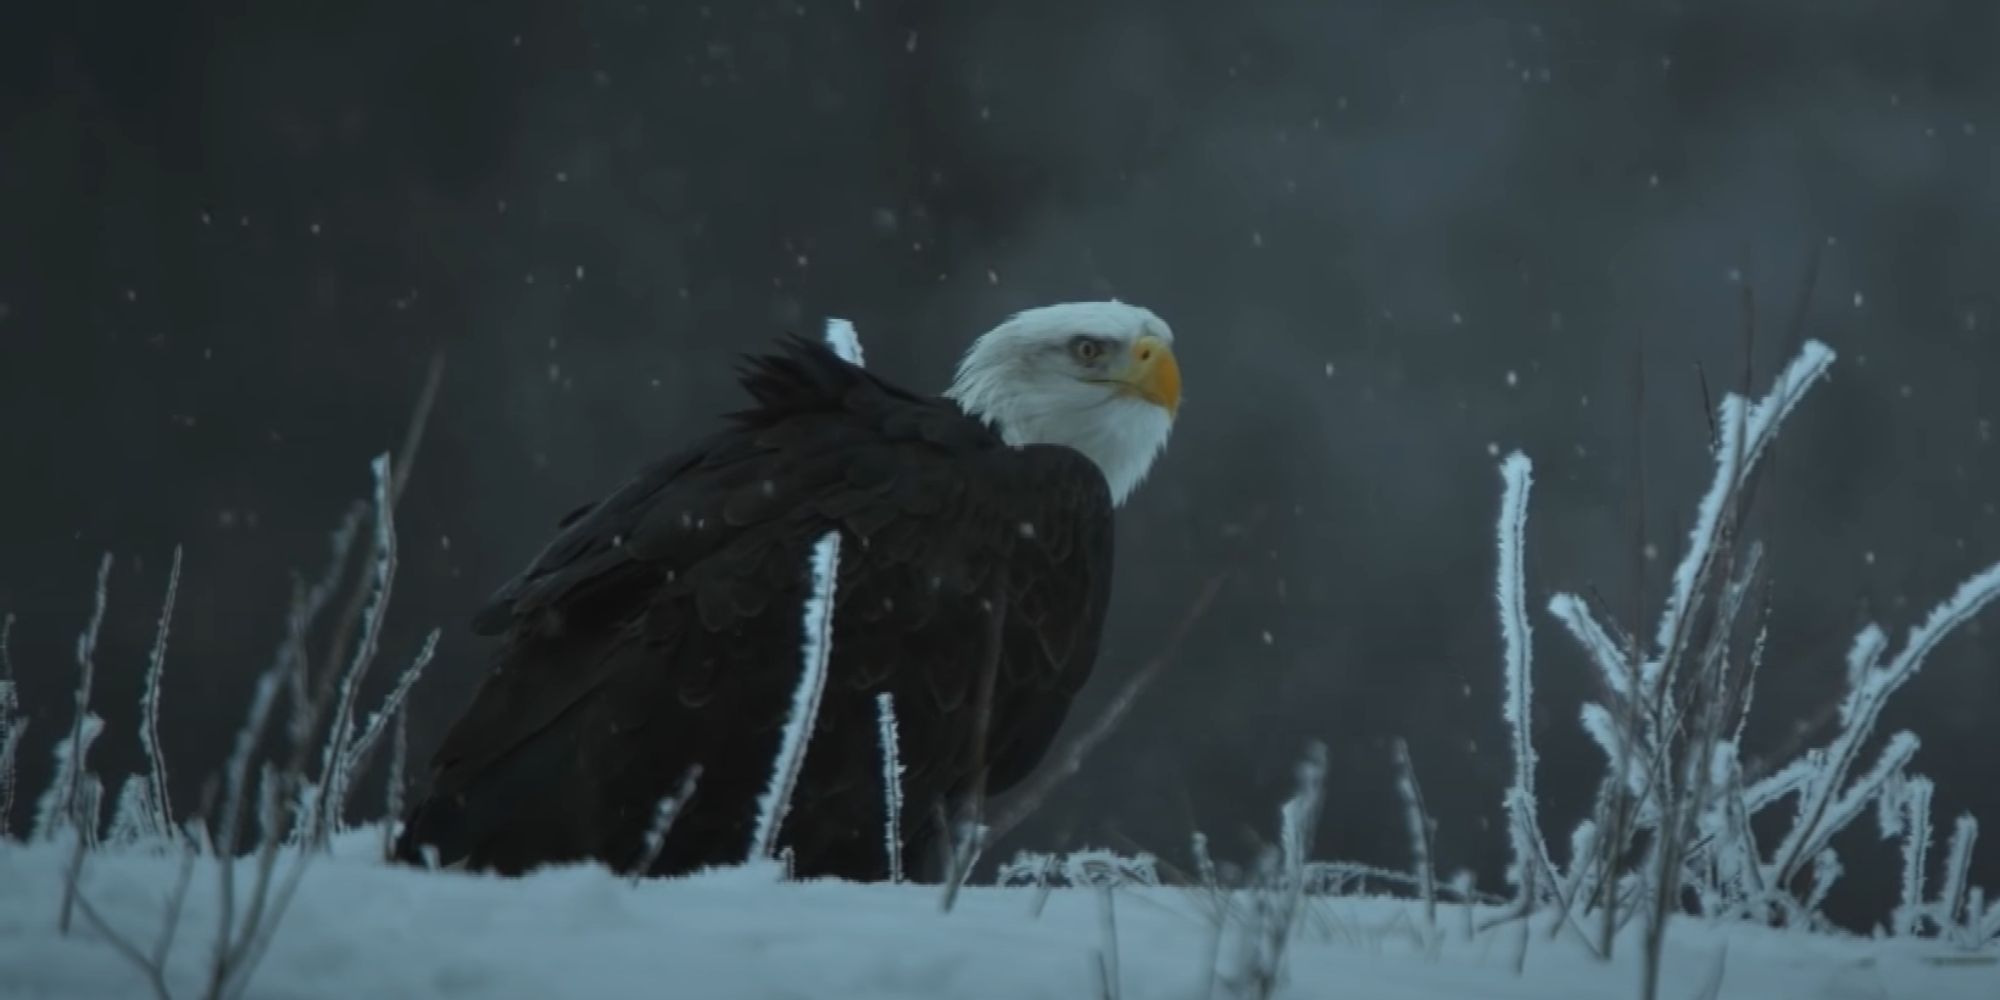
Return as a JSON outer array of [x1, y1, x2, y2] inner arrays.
[[877, 692, 906, 883], [750, 531, 841, 862], [630, 765, 703, 883], [314, 453, 398, 846], [140, 546, 183, 841], [1494, 453, 1553, 906], [56, 552, 113, 935]]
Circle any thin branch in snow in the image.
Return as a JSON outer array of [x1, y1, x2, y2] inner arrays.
[[1392, 737, 1438, 931], [334, 628, 440, 810], [1549, 592, 1633, 699], [54, 552, 113, 934], [876, 691, 906, 883], [1892, 776, 1934, 936], [1494, 452, 1550, 901], [1978, 889, 2000, 947], [311, 452, 399, 845], [211, 483, 393, 1000], [139, 545, 183, 844], [1652, 340, 1834, 665], [316, 353, 443, 721], [47, 714, 104, 938], [1226, 741, 1327, 1000], [630, 765, 703, 883], [1772, 731, 1921, 892], [1770, 560, 2000, 886], [0, 612, 23, 840], [1803, 849, 1841, 916], [1845, 625, 1888, 692], [1279, 741, 1326, 896], [750, 530, 841, 862], [1938, 814, 1978, 936], [35, 716, 105, 844], [107, 776, 162, 848], [381, 703, 408, 862], [1731, 583, 1774, 748], [210, 663, 287, 983]]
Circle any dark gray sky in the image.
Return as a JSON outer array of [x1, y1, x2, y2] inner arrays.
[[4, 0, 1996, 925]]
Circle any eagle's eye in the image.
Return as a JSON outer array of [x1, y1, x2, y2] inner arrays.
[[1068, 335, 1107, 364]]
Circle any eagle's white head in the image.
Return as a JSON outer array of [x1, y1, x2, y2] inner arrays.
[[944, 301, 1180, 507]]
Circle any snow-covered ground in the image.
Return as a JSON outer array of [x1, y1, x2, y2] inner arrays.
[[2, 832, 1993, 1000]]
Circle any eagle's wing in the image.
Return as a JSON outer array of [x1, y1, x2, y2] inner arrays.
[[398, 337, 1113, 878]]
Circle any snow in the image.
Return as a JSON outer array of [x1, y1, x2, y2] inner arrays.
[[2, 833, 1994, 1000]]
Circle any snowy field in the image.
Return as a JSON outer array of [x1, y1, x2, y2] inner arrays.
[[2, 830, 1994, 1000]]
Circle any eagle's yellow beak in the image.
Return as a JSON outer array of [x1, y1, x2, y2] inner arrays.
[[1114, 334, 1181, 417]]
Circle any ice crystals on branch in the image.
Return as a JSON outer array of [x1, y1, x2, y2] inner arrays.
[[749, 315, 865, 864], [1491, 334, 2000, 974]]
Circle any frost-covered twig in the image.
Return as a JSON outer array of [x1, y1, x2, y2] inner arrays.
[[1649, 341, 1834, 677], [1516, 334, 2000, 955], [1494, 453, 1552, 908], [743, 317, 865, 867], [54, 552, 114, 934], [309, 452, 399, 846], [139, 546, 184, 843], [1393, 737, 1438, 931], [381, 705, 408, 862], [47, 445, 436, 1000], [1299, 860, 1506, 904], [750, 530, 841, 861], [1223, 741, 1327, 1000], [876, 691, 905, 883], [1938, 814, 1979, 942], [0, 612, 21, 839], [211, 459, 425, 1000], [1767, 561, 2000, 888], [208, 663, 286, 994], [996, 848, 1162, 890], [1890, 776, 1935, 936], [630, 765, 702, 883], [333, 628, 439, 813], [315, 352, 442, 719]]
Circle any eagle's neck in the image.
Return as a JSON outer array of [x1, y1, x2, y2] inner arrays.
[[948, 393, 1169, 509]]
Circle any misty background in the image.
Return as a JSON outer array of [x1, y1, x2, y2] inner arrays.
[[3, 0, 1995, 928]]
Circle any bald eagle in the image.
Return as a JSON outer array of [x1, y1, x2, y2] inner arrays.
[[394, 301, 1181, 881]]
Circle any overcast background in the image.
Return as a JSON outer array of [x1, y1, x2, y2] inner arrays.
[[3, 0, 1996, 928]]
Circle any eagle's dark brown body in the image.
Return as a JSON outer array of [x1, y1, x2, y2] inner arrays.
[[393, 337, 1116, 880]]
